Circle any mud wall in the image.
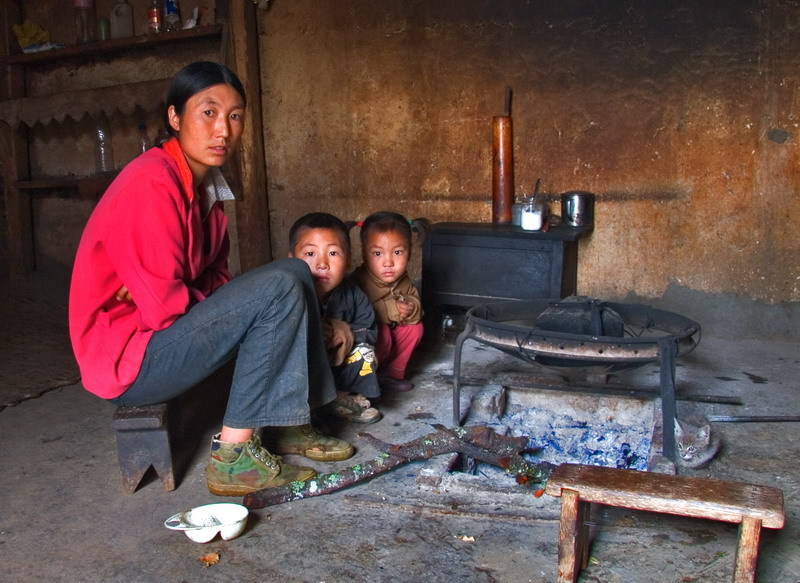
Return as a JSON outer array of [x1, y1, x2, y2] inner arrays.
[[259, 0, 800, 332], [9, 0, 799, 338]]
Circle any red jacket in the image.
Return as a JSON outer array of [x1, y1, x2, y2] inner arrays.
[[69, 139, 231, 398]]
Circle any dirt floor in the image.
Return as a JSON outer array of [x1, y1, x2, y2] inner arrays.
[[0, 278, 798, 582]]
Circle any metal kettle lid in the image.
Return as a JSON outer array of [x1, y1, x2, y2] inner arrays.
[[561, 190, 595, 198]]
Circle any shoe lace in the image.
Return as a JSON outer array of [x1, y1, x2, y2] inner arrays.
[[298, 423, 317, 439], [247, 436, 280, 470]]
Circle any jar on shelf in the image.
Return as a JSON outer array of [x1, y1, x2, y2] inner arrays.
[[512, 197, 529, 226], [520, 199, 545, 231], [74, 0, 97, 44]]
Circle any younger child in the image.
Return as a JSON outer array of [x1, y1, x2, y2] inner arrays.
[[288, 212, 382, 424], [352, 211, 430, 392]]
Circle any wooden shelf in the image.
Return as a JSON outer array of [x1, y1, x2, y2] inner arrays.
[[16, 174, 113, 189], [15, 175, 116, 200], [0, 78, 171, 127], [2, 25, 222, 66], [0, 0, 232, 278]]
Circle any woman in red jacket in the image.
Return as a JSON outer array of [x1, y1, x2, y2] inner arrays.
[[69, 62, 351, 496]]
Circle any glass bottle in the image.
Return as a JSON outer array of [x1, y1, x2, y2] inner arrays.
[[74, 0, 96, 44], [138, 124, 150, 154], [164, 0, 181, 32], [147, 0, 162, 34], [95, 118, 115, 174]]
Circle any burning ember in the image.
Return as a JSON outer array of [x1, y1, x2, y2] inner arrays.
[[461, 387, 655, 482], [503, 392, 652, 471]]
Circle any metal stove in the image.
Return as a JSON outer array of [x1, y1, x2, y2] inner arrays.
[[451, 297, 702, 462]]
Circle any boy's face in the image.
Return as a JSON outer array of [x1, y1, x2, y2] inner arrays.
[[362, 230, 409, 285], [290, 227, 350, 297]]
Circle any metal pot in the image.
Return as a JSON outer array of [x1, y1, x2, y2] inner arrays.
[[560, 191, 595, 227]]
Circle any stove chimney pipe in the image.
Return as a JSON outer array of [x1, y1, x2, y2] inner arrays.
[[492, 86, 514, 223]]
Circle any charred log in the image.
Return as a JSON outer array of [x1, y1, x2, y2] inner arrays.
[[243, 424, 555, 509]]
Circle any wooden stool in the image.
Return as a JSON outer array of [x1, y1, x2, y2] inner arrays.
[[545, 463, 784, 583], [112, 403, 175, 494]]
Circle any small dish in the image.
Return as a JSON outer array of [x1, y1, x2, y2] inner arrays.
[[164, 503, 249, 543]]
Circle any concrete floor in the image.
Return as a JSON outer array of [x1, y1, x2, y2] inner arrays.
[[1, 286, 799, 582]]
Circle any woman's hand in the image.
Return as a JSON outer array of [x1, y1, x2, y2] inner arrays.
[[115, 284, 134, 303]]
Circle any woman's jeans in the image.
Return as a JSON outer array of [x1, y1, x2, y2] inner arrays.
[[108, 258, 335, 429]]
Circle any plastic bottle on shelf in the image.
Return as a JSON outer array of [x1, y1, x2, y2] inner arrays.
[[147, 0, 162, 34], [164, 0, 181, 32], [95, 118, 115, 174], [138, 124, 150, 154], [74, 0, 97, 44], [110, 0, 134, 39]]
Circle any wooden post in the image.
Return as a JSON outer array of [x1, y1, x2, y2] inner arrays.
[[221, 0, 273, 272], [0, 122, 33, 278], [0, 1, 34, 278]]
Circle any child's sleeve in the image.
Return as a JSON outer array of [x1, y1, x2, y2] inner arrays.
[[397, 279, 423, 325], [350, 285, 379, 345], [327, 318, 355, 366]]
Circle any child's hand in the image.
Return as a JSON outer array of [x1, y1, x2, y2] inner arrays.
[[323, 318, 352, 350], [322, 319, 336, 348], [328, 325, 349, 348], [396, 298, 415, 322]]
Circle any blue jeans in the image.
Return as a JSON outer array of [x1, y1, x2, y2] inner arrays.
[[108, 258, 336, 428]]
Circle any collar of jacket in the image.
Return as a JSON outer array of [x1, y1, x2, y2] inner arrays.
[[365, 268, 400, 291], [161, 137, 196, 202], [161, 137, 235, 218]]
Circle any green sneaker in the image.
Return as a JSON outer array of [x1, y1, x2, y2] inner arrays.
[[206, 435, 317, 496], [268, 424, 355, 462]]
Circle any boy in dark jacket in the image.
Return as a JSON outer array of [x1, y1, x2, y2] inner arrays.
[[287, 212, 382, 424]]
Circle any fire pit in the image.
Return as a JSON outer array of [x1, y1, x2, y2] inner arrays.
[[452, 297, 701, 461]]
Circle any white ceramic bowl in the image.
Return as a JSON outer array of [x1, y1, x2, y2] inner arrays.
[[164, 503, 249, 543]]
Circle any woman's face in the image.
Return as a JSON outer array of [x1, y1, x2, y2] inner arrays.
[[168, 83, 245, 183]]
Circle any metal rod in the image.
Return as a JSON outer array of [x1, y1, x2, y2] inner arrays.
[[442, 374, 743, 406], [659, 338, 677, 462], [707, 415, 800, 423]]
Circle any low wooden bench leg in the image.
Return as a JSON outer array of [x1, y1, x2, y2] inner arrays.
[[578, 496, 591, 570], [557, 488, 589, 583], [733, 517, 762, 583], [112, 404, 175, 494]]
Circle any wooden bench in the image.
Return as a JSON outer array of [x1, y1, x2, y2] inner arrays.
[[112, 403, 175, 494], [544, 463, 785, 583]]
